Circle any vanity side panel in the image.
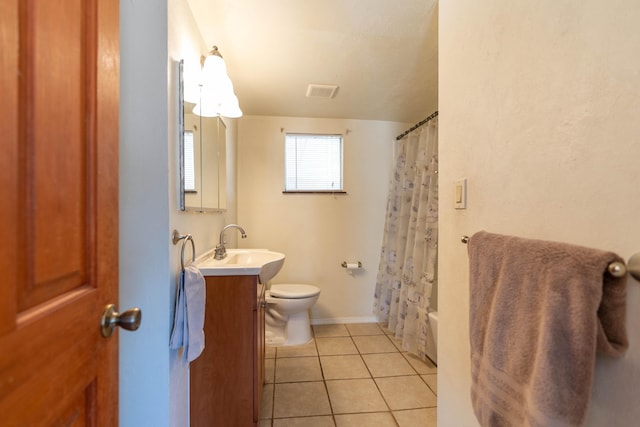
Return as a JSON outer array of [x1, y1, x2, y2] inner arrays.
[[191, 275, 257, 426], [254, 282, 265, 422]]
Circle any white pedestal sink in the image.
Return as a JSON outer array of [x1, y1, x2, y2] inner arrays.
[[196, 249, 285, 283]]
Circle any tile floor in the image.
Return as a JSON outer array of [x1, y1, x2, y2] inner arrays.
[[260, 323, 437, 427]]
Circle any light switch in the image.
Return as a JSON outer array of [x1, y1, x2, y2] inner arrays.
[[454, 179, 467, 209]]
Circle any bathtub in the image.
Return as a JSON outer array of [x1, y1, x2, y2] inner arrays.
[[427, 311, 438, 364]]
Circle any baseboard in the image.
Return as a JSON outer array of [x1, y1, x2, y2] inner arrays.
[[311, 316, 380, 325]]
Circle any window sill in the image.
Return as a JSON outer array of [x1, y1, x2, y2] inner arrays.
[[282, 190, 348, 195]]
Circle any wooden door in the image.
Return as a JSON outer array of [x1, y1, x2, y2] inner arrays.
[[0, 0, 120, 425]]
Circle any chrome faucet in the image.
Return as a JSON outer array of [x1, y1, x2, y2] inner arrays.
[[214, 224, 247, 260]]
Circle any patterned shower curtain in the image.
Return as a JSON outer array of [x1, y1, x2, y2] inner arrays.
[[374, 117, 438, 361]]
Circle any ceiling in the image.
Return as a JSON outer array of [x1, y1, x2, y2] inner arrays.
[[185, 0, 438, 124]]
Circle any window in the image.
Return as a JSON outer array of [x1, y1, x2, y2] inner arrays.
[[284, 133, 344, 192], [183, 130, 196, 191]]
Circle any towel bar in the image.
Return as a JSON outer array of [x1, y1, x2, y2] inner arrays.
[[172, 230, 196, 270], [460, 235, 629, 278]]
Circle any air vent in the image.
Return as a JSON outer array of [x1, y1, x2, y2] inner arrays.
[[306, 84, 339, 98]]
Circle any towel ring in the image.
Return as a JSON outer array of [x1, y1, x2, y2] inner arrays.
[[172, 230, 196, 270], [180, 235, 195, 270]]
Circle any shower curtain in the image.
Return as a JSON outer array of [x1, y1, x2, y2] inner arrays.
[[374, 117, 438, 361]]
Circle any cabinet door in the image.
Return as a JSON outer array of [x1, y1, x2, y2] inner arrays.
[[192, 275, 257, 426]]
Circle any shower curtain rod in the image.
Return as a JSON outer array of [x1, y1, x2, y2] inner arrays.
[[395, 110, 438, 140]]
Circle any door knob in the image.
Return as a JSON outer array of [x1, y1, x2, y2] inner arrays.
[[101, 304, 142, 337]]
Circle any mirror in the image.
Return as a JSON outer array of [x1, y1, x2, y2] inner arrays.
[[178, 60, 227, 212]]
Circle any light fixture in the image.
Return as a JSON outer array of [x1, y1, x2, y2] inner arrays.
[[193, 46, 243, 118]]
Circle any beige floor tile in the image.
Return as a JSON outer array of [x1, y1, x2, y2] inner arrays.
[[274, 382, 332, 418], [277, 340, 319, 358], [345, 323, 384, 336], [422, 374, 437, 395], [362, 353, 416, 377], [334, 412, 396, 426], [375, 376, 437, 410], [265, 358, 276, 383], [393, 407, 437, 427], [378, 323, 395, 335], [266, 345, 277, 359], [325, 379, 388, 414], [276, 357, 323, 383], [265, 325, 439, 422], [261, 383, 274, 419], [403, 352, 437, 374], [316, 337, 358, 356], [273, 416, 336, 427], [352, 335, 397, 354], [313, 324, 349, 337], [319, 355, 370, 380], [389, 336, 405, 352]]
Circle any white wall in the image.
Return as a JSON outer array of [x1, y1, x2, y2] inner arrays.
[[119, 0, 171, 425], [439, 0, 640, 425], [120, 0, 238, 426], [237, 116, 406, 322]]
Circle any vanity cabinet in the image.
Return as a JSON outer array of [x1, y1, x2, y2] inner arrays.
[[191, 275, 265, 426]]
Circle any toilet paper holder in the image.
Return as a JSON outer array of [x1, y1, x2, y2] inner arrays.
[[341, 261, 363, 269]]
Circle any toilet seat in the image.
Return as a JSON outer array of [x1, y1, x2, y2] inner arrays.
[[269, 284, 320, 299]]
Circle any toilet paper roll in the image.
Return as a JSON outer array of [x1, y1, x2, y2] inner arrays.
[[345, 263, 360, 270]]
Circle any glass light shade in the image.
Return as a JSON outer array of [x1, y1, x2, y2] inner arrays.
[[192, 101, 219, 117], [193, 53, 243, 118], [216, 94, 243, 118], [200, 55, 227, 86]]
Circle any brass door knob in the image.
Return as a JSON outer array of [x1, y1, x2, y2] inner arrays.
[[101, 304, 142, 337]]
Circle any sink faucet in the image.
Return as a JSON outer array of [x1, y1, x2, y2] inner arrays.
[[214, 224, 247, 260]]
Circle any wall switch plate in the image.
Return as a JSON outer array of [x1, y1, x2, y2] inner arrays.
[[454, 179, 467, 209]]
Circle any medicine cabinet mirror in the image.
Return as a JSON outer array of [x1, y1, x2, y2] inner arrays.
[[178, 60, 227, 212]]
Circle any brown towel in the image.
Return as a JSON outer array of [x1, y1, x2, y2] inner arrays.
[[468, 231, 628, 427]]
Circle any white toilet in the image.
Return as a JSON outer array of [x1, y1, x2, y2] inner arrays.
[[265, 284, 320, 346]]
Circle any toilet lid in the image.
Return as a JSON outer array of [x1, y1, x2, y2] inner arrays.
[[269, 284, 320, 299]]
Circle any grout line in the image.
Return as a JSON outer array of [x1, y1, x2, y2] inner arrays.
[[312, 333, 338, 421]]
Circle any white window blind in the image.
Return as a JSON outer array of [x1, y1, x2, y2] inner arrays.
[[285, 133, 343, 192], [184, 130, 196, 191]]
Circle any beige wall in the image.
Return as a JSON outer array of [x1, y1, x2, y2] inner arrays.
[[167, 0, 239, 425], [439, 0, 640, 425], [237, 116, 408, 322]]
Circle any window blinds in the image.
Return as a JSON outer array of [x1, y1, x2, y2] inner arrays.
[[285, 134, 343, 191]]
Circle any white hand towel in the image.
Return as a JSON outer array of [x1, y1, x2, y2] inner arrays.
[[170, 264, 206, 362]]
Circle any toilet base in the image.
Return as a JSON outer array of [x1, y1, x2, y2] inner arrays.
[[265, 309, 313, 346], [284, 310, 313, 345]]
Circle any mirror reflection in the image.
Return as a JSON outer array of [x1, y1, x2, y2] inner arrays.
[[178, 59, 227, 212]]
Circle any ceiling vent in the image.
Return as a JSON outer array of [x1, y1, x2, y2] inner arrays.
[[306, 84, 339, 98]]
